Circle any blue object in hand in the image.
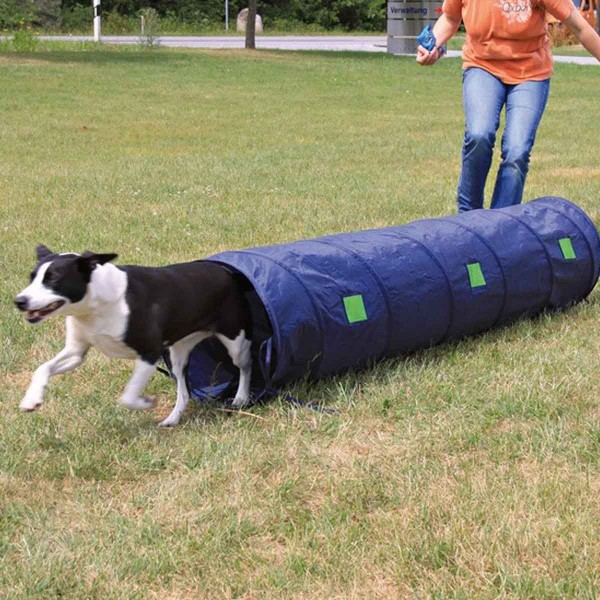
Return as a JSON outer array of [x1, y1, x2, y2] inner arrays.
[[417, 24, 446, 54]]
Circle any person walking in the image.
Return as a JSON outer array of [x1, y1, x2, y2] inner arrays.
[[417, 1, 600, 212]]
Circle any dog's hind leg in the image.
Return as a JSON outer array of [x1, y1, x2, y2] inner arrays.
[[159, 332, 210, 427], [216, 330, 252, 409], [20, 318, 90, 412], [120, 359, 157, 410]]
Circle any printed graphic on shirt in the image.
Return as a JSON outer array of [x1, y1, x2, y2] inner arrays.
[[497, 0, 532, 24]]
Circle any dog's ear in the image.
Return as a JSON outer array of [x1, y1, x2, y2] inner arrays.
[[36, 244, 53, 262], [77, 252, 119, 275], [89, 252, 118, 266]]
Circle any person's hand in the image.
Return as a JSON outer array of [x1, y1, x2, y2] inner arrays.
[[416, 45, 442, 66]]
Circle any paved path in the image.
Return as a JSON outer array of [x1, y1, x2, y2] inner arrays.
[[40, 35, 599, 64], [43, 35, 389, 52]]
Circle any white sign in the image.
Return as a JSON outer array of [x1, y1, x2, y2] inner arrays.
[[387, 1, 443, 55], [387, 1, 442, 20]]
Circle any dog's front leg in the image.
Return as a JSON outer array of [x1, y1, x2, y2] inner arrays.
[[119, 359, 157, 410], [20, 321, 90, 412]]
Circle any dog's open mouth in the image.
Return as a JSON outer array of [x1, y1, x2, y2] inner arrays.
[[26, 301, 65, 323]]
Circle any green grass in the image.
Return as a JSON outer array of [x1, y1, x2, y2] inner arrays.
[[0, 45, 599, 599], [446, 34, 593, 56], [550, 43, 593, 56]]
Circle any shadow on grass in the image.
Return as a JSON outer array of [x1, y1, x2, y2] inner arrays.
[[259, 297, 598, 412], [5, 295, 593, 484], [0, 45, 406, 67], [0, 47, 194, 67], [65, 291, 599, 435]]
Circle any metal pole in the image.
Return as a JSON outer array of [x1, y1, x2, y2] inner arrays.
[[93, 0, 101, 41], [225, 0, 229, 31]]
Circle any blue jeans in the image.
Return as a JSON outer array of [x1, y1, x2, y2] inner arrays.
[[457, 67, 550, 213]]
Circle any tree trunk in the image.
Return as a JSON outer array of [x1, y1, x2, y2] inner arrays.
[[245, 0, 257, 49]]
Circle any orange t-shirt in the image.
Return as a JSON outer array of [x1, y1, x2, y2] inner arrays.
[[442, 0, 575, 84]]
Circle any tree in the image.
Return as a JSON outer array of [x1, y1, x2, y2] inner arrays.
[[33, 0, 61, 28], [245, 0, 256, 49]]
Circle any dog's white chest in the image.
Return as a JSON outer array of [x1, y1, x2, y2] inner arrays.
[[90, 333, 137, 359], [72, 274, 137, 360], [74, 315, 136, 359]]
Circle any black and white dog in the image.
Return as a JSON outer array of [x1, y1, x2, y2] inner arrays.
[[14, 245, 252, 426]]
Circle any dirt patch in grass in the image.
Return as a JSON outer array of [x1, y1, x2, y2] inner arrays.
[[196, 48, 303, 63], [0, 370, 33, 388], [0, 55, 67, 67]]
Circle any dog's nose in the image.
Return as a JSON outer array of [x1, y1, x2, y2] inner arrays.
[[14, 296, 28, 311]]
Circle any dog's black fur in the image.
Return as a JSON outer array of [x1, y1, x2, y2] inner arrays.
[[121, 262, 251, 364]]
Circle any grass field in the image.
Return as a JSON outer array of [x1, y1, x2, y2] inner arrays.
[[0, 45, 599, 599]]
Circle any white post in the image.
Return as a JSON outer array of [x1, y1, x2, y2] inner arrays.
[[225, 0, 229, 31], [93, 0, 101, 42]]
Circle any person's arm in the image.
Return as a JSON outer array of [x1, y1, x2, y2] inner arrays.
[[416, 13, 462, 66], [563, 9, 600, 61]]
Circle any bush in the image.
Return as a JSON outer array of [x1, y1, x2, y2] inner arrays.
[[257, 0, 386, 31], [12, 27, 38, 50], [139, 7, 161, 47], [61, 3, 91, 31], [0, 0, 35, 29], [266, 17, 324, 33], [103, 10, 135, 34], [0, 0, 63, 30], [32, 0, 61, 29], [159, 13, 217, 34], [53, 0, 387, 34]]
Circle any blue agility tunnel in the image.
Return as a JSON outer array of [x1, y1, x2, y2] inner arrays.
[[186, 197, 600, 401]]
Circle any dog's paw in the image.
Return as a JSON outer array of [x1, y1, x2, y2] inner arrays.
[[157, 416, 179, 428], [231, 395, 250, 409], [120, 396, 155, 411], [20, 394, 43, 412]]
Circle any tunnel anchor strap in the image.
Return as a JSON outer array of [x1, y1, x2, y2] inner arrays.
[[258, 338, 336, 415]]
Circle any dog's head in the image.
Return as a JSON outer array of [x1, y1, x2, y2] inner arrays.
[[15, 245, 118, 324]]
